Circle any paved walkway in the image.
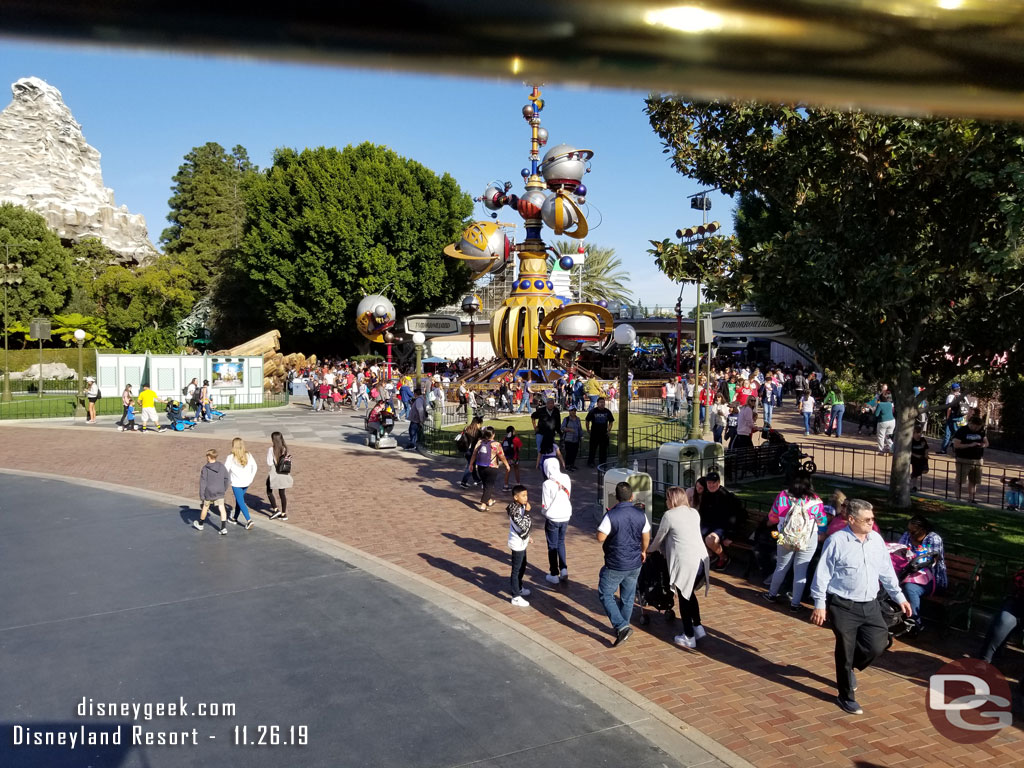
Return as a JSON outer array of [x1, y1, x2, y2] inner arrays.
[[3, 412, 1023, 767], [1, 475, 715, 768]]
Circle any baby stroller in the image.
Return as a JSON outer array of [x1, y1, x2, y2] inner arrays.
[[165, 400, 198, 431], [636, 550, 676, 625], [812, 403, 830, 434]]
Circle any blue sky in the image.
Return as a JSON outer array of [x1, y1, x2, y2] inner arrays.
[[0, 38, 732, 310]]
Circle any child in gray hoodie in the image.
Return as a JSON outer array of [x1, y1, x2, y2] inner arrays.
[[194, 449, 231, 534]]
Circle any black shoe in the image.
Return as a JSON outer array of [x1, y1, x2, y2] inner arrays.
[[613, 626, 633, 647], [789, 603, 805, 613], [761, 591, 779, 603], [836, 696, 863, 715], [230, 515, 239, 524], [711, 555, 730, 571], [459, 482, 469, 488]]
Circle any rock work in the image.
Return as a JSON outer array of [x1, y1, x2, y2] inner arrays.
[[10, 362, 77, 380], [0, 77, 158, 264]]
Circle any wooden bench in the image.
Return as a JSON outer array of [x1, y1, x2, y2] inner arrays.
[[922, 553, 983, 630], [725, 504, 771, 577]]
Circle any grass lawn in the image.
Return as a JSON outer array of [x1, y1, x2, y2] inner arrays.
[[0, 394, 289, 420], [728, 476, 1024, 560]]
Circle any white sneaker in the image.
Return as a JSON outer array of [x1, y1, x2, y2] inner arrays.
[[510, 596, 530, 607], [520, 587, 531, 597], [674, 634, 697, 649], [545, 574, 560, 584], [693, 625, 707, 640], [192, 521, 204, 532], [559, 568, 568, 580]]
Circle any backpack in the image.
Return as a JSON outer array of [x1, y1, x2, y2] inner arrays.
[[96, 388, 102, 399], [952, 394, 968, 419], [475, 440, 494, 467], [275, 452, 292, 475], [182, 385, 189, 396], [778, 497, 817, 551], [455, 430, 470, 453]]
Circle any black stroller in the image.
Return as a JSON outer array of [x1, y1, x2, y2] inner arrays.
[[636, 550, 676, 625]]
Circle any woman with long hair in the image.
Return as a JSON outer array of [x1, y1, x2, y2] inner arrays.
[[469, 425, 510, 510], [650, 486, 711, 649], [266, 431, 293, 521], [763, 470, 826, 611], [224, 437, 258, 530], [896, 515, 947, 636], [459, 417, 484, 488]]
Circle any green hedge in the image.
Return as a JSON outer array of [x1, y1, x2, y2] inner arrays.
[[1, 348, 125, 376]]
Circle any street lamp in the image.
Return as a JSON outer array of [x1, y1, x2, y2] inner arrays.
[[613, 323, 636, 467], [382, 330, 395, 381], [1, 254, 24, 403], [461, 294, 481, 368], [73, 328, 86, 418], [412, 331, 426, 392]]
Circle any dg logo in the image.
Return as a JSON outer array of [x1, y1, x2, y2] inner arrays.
[[927, 659, 1013, 743]]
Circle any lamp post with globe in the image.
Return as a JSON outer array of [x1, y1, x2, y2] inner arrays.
[[73, 328, 86, 418], [412, 331, 426, 392], [613, 324, 636, 466]]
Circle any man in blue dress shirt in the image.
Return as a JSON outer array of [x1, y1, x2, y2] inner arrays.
[[811, 499, 912, 715]]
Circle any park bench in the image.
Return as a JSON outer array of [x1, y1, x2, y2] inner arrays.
[[725, 503, 771, 577], [725, 443, 788, 483], [922, 553, 983, 630]]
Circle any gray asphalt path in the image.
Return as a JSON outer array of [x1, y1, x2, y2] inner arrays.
[[0, 476, 709, 768]]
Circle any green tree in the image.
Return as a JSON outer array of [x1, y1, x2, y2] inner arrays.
[[0, 203, 73, 323], [230, 143, 473, 348], [51, 313, 113, 348], [688, 301, 722, 319], [646, 99, 1024, 506], [126, 326, 182, 354], [91, 261, 198, 347], [549, 241, 633, 305], [161, 143, 256, 292], [63, 237, 122, 315]]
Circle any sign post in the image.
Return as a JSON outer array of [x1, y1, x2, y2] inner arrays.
[[29, 318, 51, 399], [402, 314, 463, 337]]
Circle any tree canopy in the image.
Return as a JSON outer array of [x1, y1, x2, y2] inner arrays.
[[646, 98, 1024, 505], [0, 203, 73, 323], [161, 142, 256, 292], [228, 142, 474, 349]]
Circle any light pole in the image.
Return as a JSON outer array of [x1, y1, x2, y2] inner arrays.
[[461, 294, 481, 369], [73, 328, 86, 418], [412, 331, 426, 392], [613, 323, 636, 467], [1, 252, 24, 403], [383, 330, 395, 380]]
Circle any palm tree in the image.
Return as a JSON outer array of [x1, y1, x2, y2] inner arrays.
[[549, 240, 633, 305]]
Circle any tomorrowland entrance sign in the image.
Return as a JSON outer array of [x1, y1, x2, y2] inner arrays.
[[711, 307, 813, 365]]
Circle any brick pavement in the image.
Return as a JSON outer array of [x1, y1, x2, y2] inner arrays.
[[4, 421, 1023, 767]]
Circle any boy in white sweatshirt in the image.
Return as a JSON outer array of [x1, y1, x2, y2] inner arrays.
[[541, 457, 573, 584]]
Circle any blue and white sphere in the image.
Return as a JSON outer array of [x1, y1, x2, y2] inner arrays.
[[597, 300, 609, 308], [558, 255, 574, 271]]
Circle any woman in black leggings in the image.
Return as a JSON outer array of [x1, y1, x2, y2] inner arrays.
[[266, 431, 293, 521]]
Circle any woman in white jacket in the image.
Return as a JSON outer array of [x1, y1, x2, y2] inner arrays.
[[224, 437, 258, 530], [541, 457, 572, 585], [650, 486, 711, 649]]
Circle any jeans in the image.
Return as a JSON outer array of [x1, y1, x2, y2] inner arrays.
[[461, 453, 480, 485], [598, 565, 641, 632], [518, 395, 530, 413], [763, 401, 774, 425], [545, 519, 568, 575], [712, 424, 724, 444], [408, 421, 422, 448], [978, 598, 1024, 663], [877, 420, 895, 452], [801, 411, 812, 434], [902, 581, 928, 620], [510, 548, 527, 598], [830, 404, 845, 436], [664, 398, 674, 418], [231, 486, 251, 522], [941, 418, 957, 453], [699, 404, 706, 424], [769, 537, 818, 606], [676, 588, 702, 637], [589, 395, 598, 411]]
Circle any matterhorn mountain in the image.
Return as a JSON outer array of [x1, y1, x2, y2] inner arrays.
[[0, 76, 158, 264]]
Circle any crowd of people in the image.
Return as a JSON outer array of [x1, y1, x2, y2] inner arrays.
[[486, 452, 1020, 717]]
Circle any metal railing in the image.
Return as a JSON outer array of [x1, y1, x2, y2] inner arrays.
[[0, 392, 289, 420], [4, 378, 80, 394]]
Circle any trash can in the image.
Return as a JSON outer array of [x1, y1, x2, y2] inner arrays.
[[687, 439, 725, 482], [657, 442, 700, 488], [602, 466, 654, 523]]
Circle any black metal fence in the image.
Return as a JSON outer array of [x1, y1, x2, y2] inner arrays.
[[4, 378, 80, 394], [0, 392, 289, 421]]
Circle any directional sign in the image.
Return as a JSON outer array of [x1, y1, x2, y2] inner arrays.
[[403, 314, 462, 337]]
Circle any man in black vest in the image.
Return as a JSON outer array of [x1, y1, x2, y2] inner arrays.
[[596, 482, 651, 647]]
